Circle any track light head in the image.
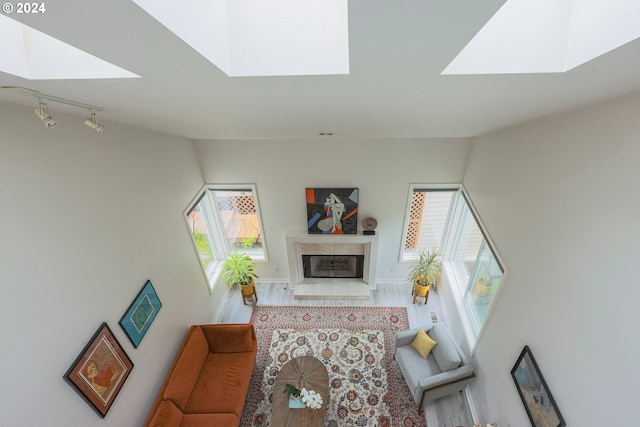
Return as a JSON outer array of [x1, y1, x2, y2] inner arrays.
[[12, 88, 106, 131], [34, 101, 58, 128], [84, 112, 105, 133]]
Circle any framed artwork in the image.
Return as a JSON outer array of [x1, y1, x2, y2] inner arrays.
[[119, 280, 162, 348], [511, 346, 565, 427], [306, 188, 358, 234], [64, 323, 134, 417]]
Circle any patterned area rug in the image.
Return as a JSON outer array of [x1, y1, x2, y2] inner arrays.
[[241, 305, 426, 427]]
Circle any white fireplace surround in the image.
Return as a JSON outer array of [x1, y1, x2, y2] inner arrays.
[[286, 231, 378, 297]]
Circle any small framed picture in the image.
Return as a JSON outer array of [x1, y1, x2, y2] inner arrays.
[[119, 280, 162, 348], [511, 346, 565, 427], [63, 323, 134, 417]]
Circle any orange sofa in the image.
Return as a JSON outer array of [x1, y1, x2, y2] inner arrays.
[[144, 324, 258, 427]]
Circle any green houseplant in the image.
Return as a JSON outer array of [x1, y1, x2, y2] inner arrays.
[[221, 249, 259, 289], [407, 248, 443, 290]]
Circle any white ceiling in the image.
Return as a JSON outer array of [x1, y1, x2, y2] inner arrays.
[[2, 0, 640, 140]]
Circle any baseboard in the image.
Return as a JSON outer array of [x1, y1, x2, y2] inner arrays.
[[464, 386, 480, 424], [255, 278, 291, 284], [211, 286, 231, 323], [373, 279, 404, 286]]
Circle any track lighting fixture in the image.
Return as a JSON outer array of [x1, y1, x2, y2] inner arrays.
[[2, 86, 105, 133], [34, 100, 58, 128], [84, 112, 105, 133]]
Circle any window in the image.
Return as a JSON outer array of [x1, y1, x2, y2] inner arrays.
[[210, 188, 265, 259], [451, 199, 484, 285], [186, 195, 217, 273], [185, 184, 267, 289], [401, 186, 457, 260], [401, 185, 505, 344], [450, 193, 505, 335], [464, 240, 503, 331]]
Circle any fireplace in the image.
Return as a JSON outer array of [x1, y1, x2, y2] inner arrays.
[[285, 231, 378, 299], [302, 255, 364, 278]]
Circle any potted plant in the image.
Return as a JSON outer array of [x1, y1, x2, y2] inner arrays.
[[221, 249, 259, 299], [472, 264, 493, 300], [407, 249, 443, 302], [473, 274, 491, 296]]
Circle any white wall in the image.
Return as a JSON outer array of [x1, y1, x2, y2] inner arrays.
[[194, 138, 471, 282], [0, 102, 212, 426], [462, 91, 640, 425]]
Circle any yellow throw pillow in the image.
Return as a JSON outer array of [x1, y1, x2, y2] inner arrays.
[[411, 329, 437, 359]]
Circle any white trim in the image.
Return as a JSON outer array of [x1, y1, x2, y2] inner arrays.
[[470, 268, 509, 353], [458, 185, 507, 273], [441, 186, 509, 355], [440, 187, 464, 258], [254, 277, 292, 284], [211, 284, 232, 323], [464, 386, 480, 424], [444, 261, 479, 354], [398, 184, 417, 263], [374, 278, 404, 286], [201, 188, 235, 262], [183, 185, 218, 294]]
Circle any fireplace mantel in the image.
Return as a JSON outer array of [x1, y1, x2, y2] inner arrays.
[[285, 231, 378, 298]]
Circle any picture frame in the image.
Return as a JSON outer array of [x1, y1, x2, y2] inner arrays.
[[511, 346, 565, 427], [306, 187, 359, 234], [119, 280, 162, 348], [64, 322, 134, 418]]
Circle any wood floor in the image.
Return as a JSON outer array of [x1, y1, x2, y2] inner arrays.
[[217, 281, 475, 427]]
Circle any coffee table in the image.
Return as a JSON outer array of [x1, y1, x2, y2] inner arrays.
[[272, 356, 329, 427]]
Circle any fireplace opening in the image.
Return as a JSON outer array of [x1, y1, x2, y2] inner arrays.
[[302, 255, 364, 279]]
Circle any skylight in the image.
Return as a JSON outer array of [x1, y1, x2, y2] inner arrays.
[[0, 15, 139, 80], [443, 0, 640, 74], [131, 0, 349, 77]]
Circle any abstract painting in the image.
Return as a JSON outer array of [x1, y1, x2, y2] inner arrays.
[[306, 188, 358, 234], [511, 346, 565, 427], [64, 323, 133, 417], [119, 280, 162, 348]]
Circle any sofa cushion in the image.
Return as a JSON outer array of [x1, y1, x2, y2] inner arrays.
[[147, 400, 183, 427], [163, 327, 210, 410], [182, 413, 240, 427], [185, 351, 255, 414], [410, 329, 437, 359], [429, 323, 462, 372], [202, 324, 257, 353]]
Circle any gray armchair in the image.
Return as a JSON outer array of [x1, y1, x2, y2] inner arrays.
[[394, 322, 475, 406]]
